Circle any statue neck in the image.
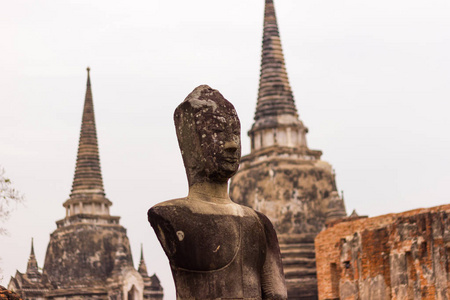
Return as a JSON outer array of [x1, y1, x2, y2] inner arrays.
[[188, 182, 232, 204]]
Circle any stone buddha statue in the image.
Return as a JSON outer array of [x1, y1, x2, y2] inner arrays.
[[148, 85, 287, 300]]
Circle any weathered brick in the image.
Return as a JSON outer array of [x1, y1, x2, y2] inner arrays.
[[315, 204, 450, 300]]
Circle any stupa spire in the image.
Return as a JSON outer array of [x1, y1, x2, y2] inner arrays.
[[71, 67, 104, 195], [30, 237, 35, 256], [255, 0, 297, 121], [138, 244, 149, 276], [249, 0, 309, 153], [62, 68, 112, 220], [26, 238, 40, 279]]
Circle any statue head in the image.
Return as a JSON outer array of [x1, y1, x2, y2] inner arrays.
[[174, 85, 241, 186]]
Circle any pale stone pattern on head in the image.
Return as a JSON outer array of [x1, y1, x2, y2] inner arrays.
[[175, 84, 237, 116], [174, 85, 241, 186], [182, 84, 219, 112]]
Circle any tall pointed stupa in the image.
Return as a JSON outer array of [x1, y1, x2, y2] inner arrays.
[[230, 1, 346, 299], [249, 0, 308, 151], [9, 69, 163, 300], [65, 66, 111, 218]]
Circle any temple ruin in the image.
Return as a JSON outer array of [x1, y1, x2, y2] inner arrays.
[[8, 69, 163, 300], [315, 204, 450, 299]]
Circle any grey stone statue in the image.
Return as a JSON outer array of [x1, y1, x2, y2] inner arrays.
[[148, 85, 287, 300]]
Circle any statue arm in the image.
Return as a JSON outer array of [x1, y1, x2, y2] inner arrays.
[[256, 211, 288, 300]]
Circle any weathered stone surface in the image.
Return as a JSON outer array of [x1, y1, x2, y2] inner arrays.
[[315, 204, 450, 300], [173, 85, 242, 186], [148, 85, 287, 299], [43, 223, 133, 288], [231, 157, 337, 235]]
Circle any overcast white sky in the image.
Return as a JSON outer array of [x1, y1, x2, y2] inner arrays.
[[1, 0, 450, 299]]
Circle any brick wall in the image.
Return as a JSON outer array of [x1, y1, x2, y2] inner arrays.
[[315, 204, 450, 300]]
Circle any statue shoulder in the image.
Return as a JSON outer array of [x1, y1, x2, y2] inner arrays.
[[237, 205, 273, 227], [151, 198, 189, 208], [238, 206, 278, 240], [148, 198, 191, 227], [147, 198, 189, 258], [236, 203, 258, 217], [149, 198, 187, 215], [253, 210, 275, 230]]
